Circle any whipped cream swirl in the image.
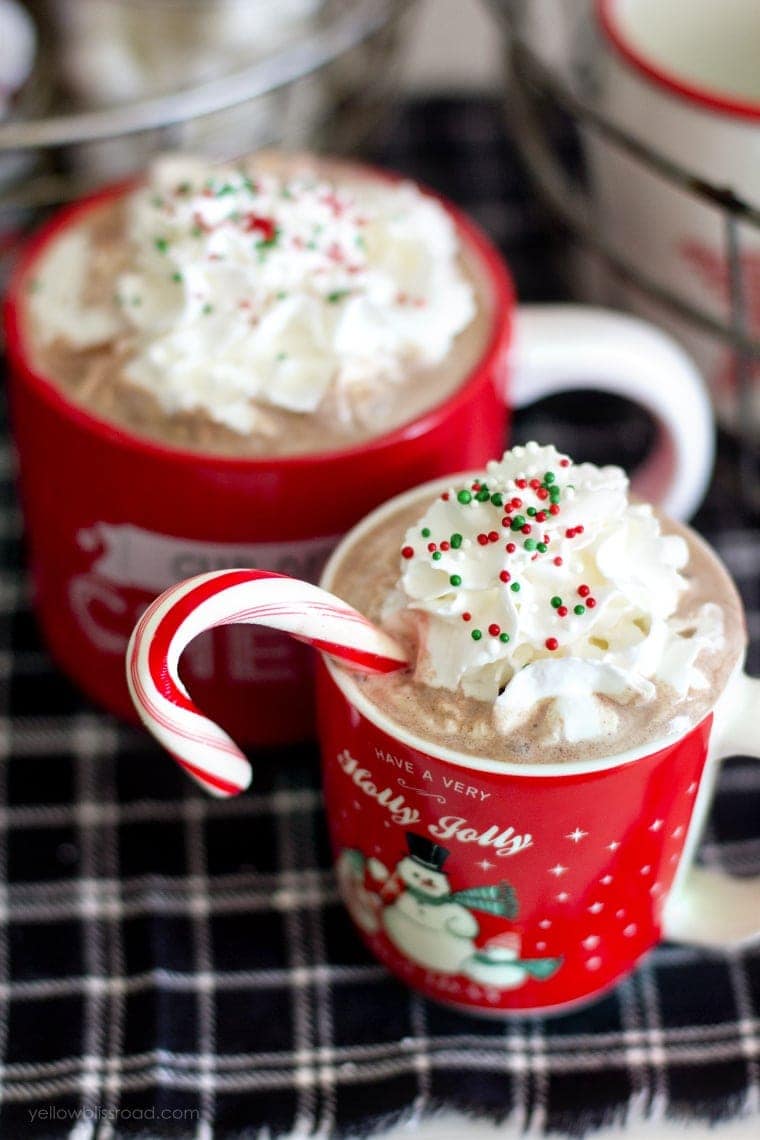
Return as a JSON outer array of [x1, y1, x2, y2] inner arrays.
[[386, 444, 724, 745], [59, 155, 475, 437]]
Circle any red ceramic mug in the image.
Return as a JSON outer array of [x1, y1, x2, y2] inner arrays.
[[124, 476, 760, 1017], [4, 169, 713, 745]]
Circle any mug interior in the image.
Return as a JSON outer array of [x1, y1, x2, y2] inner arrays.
[[320, 471, 746, 780], [599, 0, 760, 118], [4, 169, 514, 471]]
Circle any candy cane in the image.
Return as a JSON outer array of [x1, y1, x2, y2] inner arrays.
[[126, 569, 409, 797]]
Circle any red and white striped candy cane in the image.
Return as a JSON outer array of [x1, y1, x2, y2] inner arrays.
[[126, 568, 409, 797]]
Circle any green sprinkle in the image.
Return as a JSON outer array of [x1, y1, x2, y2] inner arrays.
[[355, 234, 367, 249], [537, 542, 548, 553], [471, 629, 482, 641], [154, 237, 169, 254], [490, 493, 503, 507], [551, 596, 562, 608], [256, 228, 280, 251], [524, 539, 537, 551], [476, 489, 490, 502], [176, 181, 192, 195], [544, 471, 556, 484], [276, 352, 287, 362], [510, 582, 521, 592], [550, 486, 561, 502], [216, 183, 235, 197], [574, 604, 586, 615], [171, 271, 183, 283], [457, 490, 472, 505], [499, 632, 510, 643], [432, 551, 442, 561], [450, 533, 463, 548], [421, 527, 431, 538], [202, 303, 214, 315], [450, 574, 462, 587], [527, 507, 537, 517], [327, 290, 349, 304], [510, 515, 526, 531], [276, 291, 288, 300]]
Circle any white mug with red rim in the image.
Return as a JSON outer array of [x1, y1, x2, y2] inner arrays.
[[125, 475, 760, 1017], [585, 0, 760, 432]]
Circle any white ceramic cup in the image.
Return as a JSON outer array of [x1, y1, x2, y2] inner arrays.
[[584, 0, 760, 432]]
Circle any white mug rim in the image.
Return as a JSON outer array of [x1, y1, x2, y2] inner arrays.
[[596, 0, 760, 123], [320, 471, 744, 781]]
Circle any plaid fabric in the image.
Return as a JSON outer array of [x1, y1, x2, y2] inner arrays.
[[0, 97, 758, 1139]]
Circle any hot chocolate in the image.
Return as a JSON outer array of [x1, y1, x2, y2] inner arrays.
[[327, 443, 745, 764], [23, 152, 493, 457]]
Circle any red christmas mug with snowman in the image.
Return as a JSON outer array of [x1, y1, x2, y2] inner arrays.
[[125, 476, 760, 1017], [5, 157, 715, 749]]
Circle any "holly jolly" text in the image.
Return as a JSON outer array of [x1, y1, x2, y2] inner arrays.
[[336, 750, 533, 856]]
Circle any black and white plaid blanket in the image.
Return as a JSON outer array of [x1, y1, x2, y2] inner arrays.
[[0, 98, 758, 1139]]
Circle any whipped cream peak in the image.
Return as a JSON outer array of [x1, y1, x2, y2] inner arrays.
[[96, 155, 475, 435], [386, 443, 723, 746]]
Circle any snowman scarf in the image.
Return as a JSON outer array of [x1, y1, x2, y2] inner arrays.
[[406, 880, 517, 919]]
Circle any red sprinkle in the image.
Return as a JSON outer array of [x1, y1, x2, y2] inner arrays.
[[462, 612, 472, 622], [506, 542, 516, 553], [499, 570, 511, 583], [511, 498, 523, 510], [559, 458, 571, 467], [488, 531, 499, 543], [529, 478, 541, 490], [427, 542, 437, 552], [545, 637, 559, 651], [549, 504, 560, 516], [521, 524, 532, 535], [586, 597, 597, 609], [537, 487, 549, 500], [515, 479, 527, 489], [441, 492, 450, 501], [557, 606, 568, 617], [401, 546, 414, 559], [576, 525, 585, 534], [536, 511, 547, 523], [488, 624, 501, 636], [553, 556, 563, 566], [243, 214, 276, 241], [578, 584, 590, 597], [502, 517, 513, 528], [477, 533, 489, 546], [440, 541, 450, 551]]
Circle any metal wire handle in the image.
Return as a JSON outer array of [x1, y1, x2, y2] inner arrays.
[[0, 0, 405, 151]]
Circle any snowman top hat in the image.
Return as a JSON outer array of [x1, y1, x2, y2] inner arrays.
[[405, 832, 450, 873]]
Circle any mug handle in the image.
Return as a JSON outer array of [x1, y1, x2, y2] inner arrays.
[[662, 671, 760, 948], [511, 304, 714, 520]]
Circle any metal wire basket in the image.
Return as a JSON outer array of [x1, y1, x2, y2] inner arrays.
[[0, 0, 411, 213], [491, 0, 760, 484]]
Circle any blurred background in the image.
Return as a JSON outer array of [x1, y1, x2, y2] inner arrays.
[[0, 0, 757, 482]]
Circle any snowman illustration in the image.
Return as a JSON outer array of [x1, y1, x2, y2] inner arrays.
[[337, 833, 562, 990]]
